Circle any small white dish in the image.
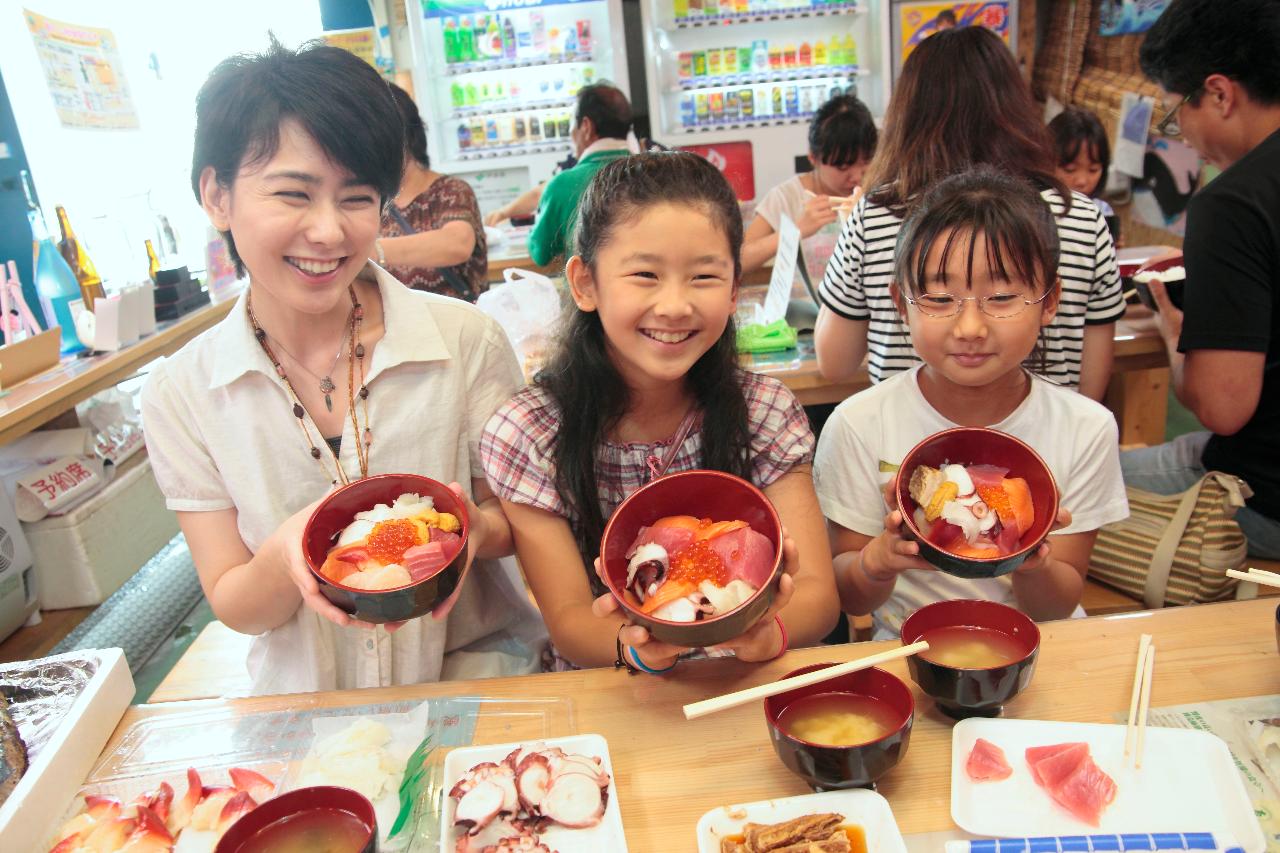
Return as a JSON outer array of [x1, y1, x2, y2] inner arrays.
[[695, 789, 907, 853], [440, 733, 626, 853], [951, 717, 1265, 851]]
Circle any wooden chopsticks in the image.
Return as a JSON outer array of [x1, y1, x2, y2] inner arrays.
[[682, 641, 929, 720], [1124, 633, 1156, 768], [1227, 566, 1280, 588]]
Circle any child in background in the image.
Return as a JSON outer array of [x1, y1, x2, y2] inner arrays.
[[1049, 106, 1121, 245], [482, 152, 839, 673], [741, 95, 878, 282], [814, 27, 1126, 402], [813, 167, 1128, 640]]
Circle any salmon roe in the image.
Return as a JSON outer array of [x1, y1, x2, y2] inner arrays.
[[367, 518, 422, 564], [666, 540, 730, 587]]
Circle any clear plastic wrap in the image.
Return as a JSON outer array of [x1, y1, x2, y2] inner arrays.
[[0, 650, 100, 766]]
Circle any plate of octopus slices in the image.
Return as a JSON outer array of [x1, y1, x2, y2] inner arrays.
[[441, 734, 626, 853]]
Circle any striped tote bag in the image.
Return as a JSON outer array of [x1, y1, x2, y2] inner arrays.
[[1090, 472, 1251, 608]]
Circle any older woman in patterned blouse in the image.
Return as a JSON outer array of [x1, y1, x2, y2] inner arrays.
[[374, 83, 488, 300]]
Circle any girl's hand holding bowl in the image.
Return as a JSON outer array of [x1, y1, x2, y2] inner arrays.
[[861, 504, 938, 583], [1010, 507, 1072, 576]]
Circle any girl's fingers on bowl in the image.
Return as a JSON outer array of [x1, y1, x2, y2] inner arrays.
[[780, 535, 800, 577], [619, 623, 653, 647], [591, 591, 622, 618]]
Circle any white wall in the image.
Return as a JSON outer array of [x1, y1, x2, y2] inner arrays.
[[0, 1, 324, 286]]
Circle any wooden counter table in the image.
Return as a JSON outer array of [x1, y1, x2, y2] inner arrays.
[[0, 295, 238, 446], [107, 598, 1279, 849]]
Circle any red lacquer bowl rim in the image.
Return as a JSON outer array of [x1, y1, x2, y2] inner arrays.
[[895, 427, 1059, 563], [900, 598, 1041, 670], [764, 663, 915, 750], [599, 469, 784, 627], [304, 472, 470, 594]]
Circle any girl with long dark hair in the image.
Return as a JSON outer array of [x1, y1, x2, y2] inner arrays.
[[814, 26, 1126, 401], [481, 152, 839, 671]]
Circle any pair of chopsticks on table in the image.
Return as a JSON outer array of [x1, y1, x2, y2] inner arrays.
[[1124, 632, 1156, 768], [681, 641, 929, 720], [1226, 566, 1280, 588]]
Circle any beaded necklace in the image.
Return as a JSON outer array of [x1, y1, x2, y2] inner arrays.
[[246, 286, 372, 486]]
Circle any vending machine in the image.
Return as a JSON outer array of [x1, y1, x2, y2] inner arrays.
[[408, 0, 631, 185], [639, 0, 892, 199]]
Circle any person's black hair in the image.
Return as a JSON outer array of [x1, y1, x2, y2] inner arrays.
[[538, 152, 750, 583], [808, 94, 878, 168], [191, 38, 404, 275], [1048, 106, 1111, 196], [388, 82, 429, 169], [894, 166, 1060, 372], [936, 8, 958, 25], [1140, 0, 1280, 105], [574, 82, 632, 141]]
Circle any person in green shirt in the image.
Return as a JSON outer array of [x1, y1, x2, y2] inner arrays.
[[528, 83, 633, 266]]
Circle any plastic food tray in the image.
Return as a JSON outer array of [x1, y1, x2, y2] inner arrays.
[[47, 695, 573, 853]]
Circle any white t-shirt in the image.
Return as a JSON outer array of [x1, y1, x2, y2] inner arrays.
[[812, 366, 1129, 638], [817, 188, 1127, 389], [754, 175, 844, 285], [142, 263, 545, 696]]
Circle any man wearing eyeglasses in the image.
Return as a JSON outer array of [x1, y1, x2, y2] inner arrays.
[[1122, 0, 1280, 558]]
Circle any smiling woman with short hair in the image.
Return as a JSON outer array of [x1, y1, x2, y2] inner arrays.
[[142, 40, 543, 696]]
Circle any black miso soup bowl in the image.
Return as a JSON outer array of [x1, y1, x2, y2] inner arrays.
[[764, 663, 915, 791], [900, 598, 1040, 720]]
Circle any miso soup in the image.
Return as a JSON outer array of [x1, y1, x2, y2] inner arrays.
[[918, 625, 1025, 669], [777, 692, 900, 746], [237, 807, 370, 853]]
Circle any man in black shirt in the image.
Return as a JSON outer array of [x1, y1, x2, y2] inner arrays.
[[1121, 0, 1280, 557]]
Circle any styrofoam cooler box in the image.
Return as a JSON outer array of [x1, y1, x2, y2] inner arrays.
[[24, 451, 179, 609]]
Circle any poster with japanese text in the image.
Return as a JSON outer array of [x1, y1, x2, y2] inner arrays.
[[24, 10, 139, 130], [899, 2, 1011, 64]]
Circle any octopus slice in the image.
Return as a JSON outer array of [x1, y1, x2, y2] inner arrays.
[[540, 771, 607, 828], [515, 752, 552, 813], [454, 779, 508, 834]]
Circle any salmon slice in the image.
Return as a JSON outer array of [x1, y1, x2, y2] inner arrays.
[[639, 579, 698, 615]]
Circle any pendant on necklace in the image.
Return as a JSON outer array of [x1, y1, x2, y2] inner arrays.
[[320, 376, 336, 412]]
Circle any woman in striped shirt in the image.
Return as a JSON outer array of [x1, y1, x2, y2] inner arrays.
[[814, 26, 1125, 400]]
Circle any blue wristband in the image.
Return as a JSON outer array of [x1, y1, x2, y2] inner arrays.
[[628, 645, 676, 675]]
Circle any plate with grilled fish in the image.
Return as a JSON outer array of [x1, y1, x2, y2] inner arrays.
[[695, 788, 906, 853]]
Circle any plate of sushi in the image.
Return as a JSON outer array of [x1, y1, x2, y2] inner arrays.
[[951, 717, 1266, 850], [695, 789, 907, 853], [440, 734, 626, 853]]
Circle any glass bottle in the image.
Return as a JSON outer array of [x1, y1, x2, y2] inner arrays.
[[21, 171, 84, 354], [55, 205, 106, 311]]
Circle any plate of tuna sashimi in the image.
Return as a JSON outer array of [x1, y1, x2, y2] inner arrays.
[[951, 718, 1265, 850]]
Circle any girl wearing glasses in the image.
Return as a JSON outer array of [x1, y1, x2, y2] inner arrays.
[[814, 26, 1126, 402], [812, 167, 1129, 639]]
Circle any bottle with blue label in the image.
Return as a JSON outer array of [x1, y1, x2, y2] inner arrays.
[[20, 171, 83, 354], [680, 94, 696, 127]]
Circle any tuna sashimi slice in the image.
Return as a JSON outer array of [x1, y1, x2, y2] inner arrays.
[[625, 525, 696, 559], [967, 465, 1010, 489], [1026, 742, 1089, 788], [965, 738, 1012, 782], [706, 528, 776, 588], [1049, 753, 1117, 827]]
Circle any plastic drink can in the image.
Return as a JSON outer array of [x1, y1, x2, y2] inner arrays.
[[680, 94, 697, 127], [768, 45, 782, 69], [709, 91, 724, 121], [799, 41, 811, 66], [678, 52, 693, 78], [675, 0, 689, 17], [695, 93, 710, 122], [708, 48, 722, 76], [740, 87, 754, 117], [725, 90, 740, 121], [485, 118, 499, 143], [784, 42, 797, 68]]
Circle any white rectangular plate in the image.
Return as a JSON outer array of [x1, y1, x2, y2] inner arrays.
[[440, 733, 626, 853], [951, 717, 1265, 851], [696, 789, 908, 853]]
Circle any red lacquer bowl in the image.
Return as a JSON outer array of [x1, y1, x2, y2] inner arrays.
[[215, 785, 377, 852], [303, 473, 469, 623], [901, 599, 1040, 719], [599, 469, 783, 647], [896, 427, 1059, 579], [764, 663, 915, 791]]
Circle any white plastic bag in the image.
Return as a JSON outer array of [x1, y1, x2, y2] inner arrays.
[[476, 268, 563, 380]]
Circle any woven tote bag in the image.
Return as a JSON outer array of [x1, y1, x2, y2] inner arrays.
[[1090, 472, 1251, 608]]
